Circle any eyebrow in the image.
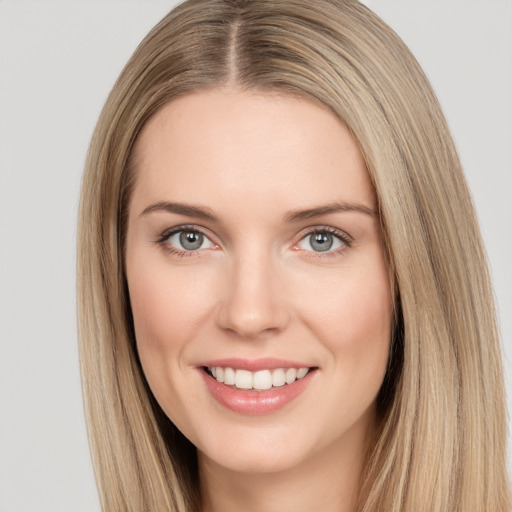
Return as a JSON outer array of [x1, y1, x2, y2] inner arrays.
[[283, 202, 377, 222], [139, 200, 377, 223], [139, 201, 219, 221]]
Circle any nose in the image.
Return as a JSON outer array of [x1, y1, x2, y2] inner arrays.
[[216, 251, 290, 338]]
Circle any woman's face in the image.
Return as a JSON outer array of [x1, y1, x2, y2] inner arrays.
[[125, 89, 392, 474]]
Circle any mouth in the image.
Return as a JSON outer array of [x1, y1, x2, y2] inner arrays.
[[203, 366, 311, 391], [198, 359, 317, 415]]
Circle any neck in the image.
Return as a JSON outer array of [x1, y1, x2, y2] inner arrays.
[[198, 411, 376, 512]]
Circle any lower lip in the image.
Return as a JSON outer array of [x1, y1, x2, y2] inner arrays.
[[200, 369, 314, 415]]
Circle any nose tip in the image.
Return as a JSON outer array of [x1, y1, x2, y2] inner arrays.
[[218, 302, 286, 338], [216, 258, 289, 338]]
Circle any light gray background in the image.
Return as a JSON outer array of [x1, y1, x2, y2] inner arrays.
[[0, 1, 510, 511]]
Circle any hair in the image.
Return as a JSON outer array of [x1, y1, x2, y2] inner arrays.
[[77, 0, 509, 511]]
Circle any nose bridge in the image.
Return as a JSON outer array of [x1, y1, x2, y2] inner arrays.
[[216, 243, 289, 337]]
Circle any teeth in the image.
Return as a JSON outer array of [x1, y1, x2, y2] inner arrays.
[[272, 368, 286, 387], [224, 367, 235, 385], [253, 370, 272, 390], [235, 369, 253, 390], [207, 366, 310, 390], [285, 367, 297, 384], [297, 367, 308, 378]]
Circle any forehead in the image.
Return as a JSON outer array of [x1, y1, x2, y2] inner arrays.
[[130, 89, 375, 215]]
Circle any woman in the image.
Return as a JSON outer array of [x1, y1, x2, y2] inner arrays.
[[77, 1, 509, 511]]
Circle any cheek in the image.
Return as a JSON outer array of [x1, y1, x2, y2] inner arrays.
[[128, 269, 177, 354], [127, 257, 212, 354], [125, 255, 213, 424], [298, 258, 393, 374], [126, 264, 180, 409]]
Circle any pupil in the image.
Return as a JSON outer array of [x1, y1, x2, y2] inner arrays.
[[180, 231, 203, 250], [311, 233, 333, 252]]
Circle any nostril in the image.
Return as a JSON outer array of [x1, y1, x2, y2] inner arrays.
[[216, 306, 290, 339]]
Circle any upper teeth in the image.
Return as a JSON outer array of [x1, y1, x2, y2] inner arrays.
[[208, 366, 310, 390]]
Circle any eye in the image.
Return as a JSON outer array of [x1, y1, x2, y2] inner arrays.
[[296, 229, 350, 253], [165, 228, 216, 252]]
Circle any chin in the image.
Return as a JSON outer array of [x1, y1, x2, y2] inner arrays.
[[193, 417, 337, 477], [199, 441, 308, 475]]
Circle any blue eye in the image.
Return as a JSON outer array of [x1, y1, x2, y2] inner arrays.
[[166, 229, 215, 251], [297, 230, 348, 253]]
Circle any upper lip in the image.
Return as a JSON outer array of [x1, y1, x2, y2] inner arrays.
[[198, 357, 313, 372]]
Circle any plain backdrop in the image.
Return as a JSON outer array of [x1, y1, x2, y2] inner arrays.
[[0, 1, 510, 511]]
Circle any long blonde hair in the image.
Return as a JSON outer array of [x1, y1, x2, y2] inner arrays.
[[77, 1, 509, 510]]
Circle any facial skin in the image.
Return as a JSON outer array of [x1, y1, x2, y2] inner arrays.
[[125, 89, 392, 512]]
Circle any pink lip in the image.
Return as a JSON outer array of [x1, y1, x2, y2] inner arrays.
[[199, 357, 310, 372], [198, 362, 315, 416]]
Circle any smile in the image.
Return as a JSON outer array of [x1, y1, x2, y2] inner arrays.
[[206, 366, 310, 391], [199, 359, 316, 415]]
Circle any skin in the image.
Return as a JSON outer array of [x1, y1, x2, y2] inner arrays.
[[125, 88, 393, 512]]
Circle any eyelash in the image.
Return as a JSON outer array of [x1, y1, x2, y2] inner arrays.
[[155, 225, 353, 258], [156, 225, 215, 257], [297, 226, 353, 259]]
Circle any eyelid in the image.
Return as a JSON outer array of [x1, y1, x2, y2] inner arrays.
[[156, 224, 219, 255], [292, 225, 353, 255], [297, 225, 353, 242], [155, 223, 352, 257]]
